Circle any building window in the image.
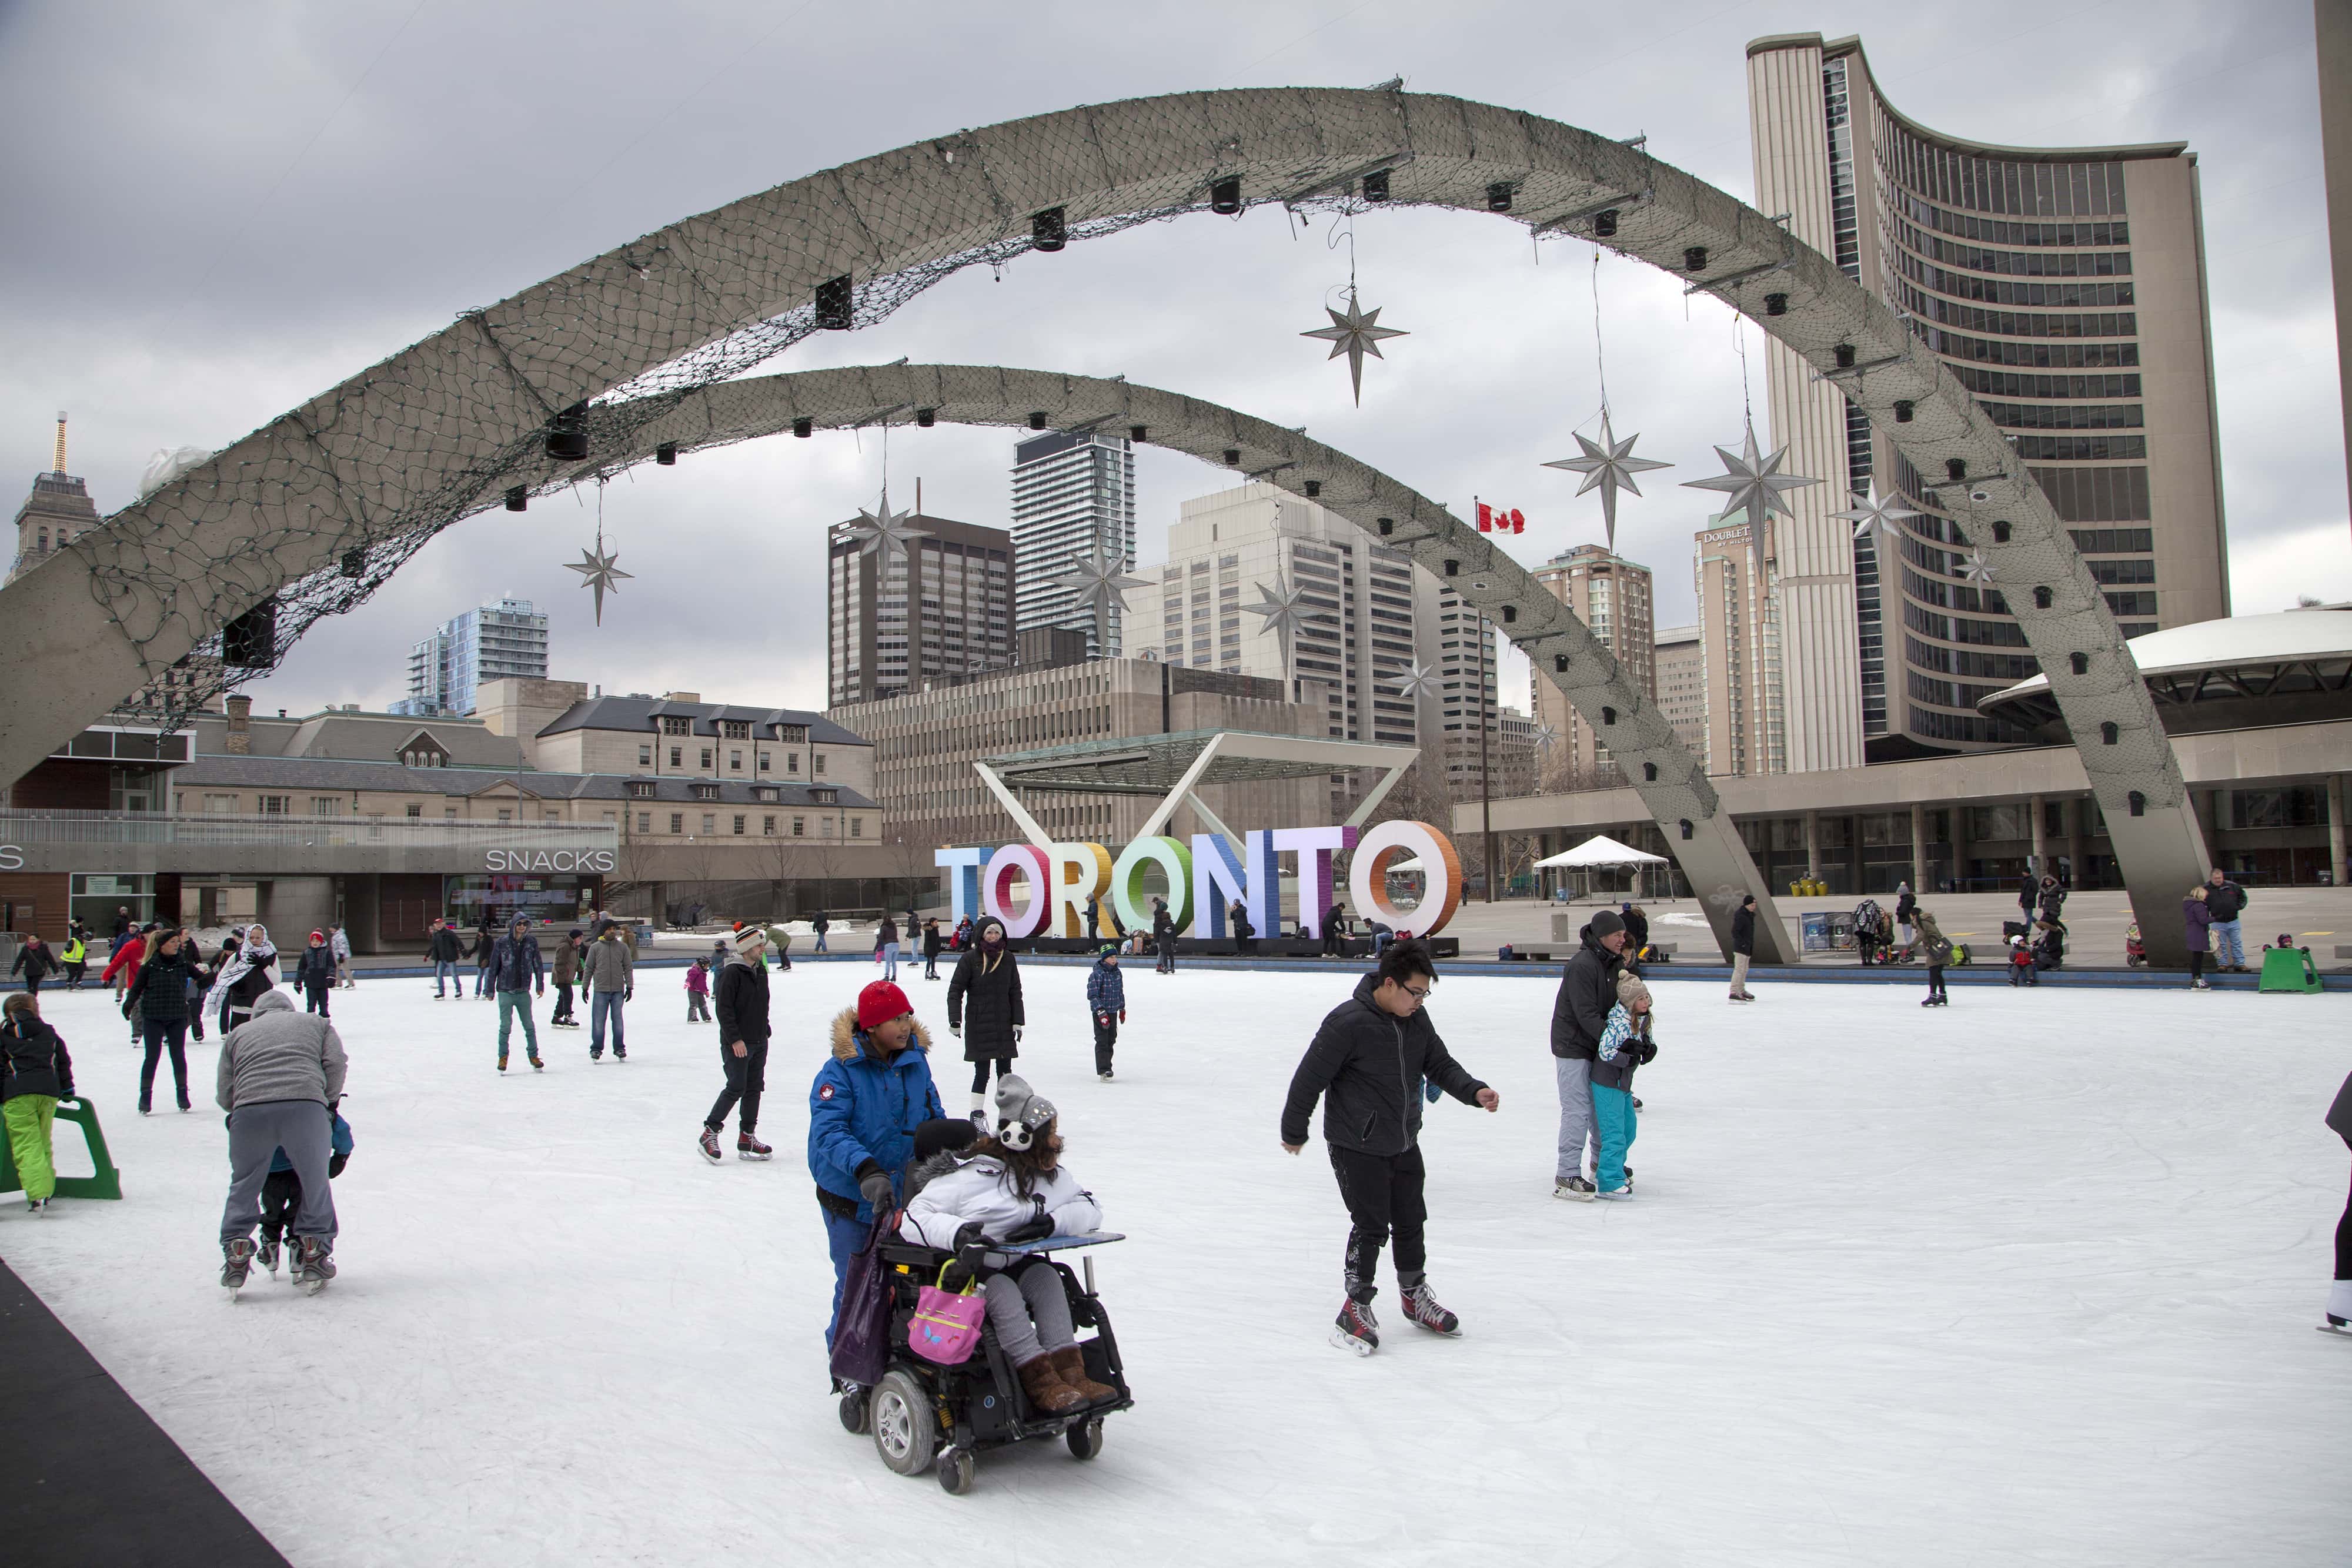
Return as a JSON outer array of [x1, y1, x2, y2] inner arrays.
[[730, 750, 742, 770], [445, 807, 458, 819], [669, 747, 681, 767], [637, 813, 651, 832], [544, 810, 560, 821], [758, 751, 770, 772], [723, 720, 750, 740], [639, 744, 652, 767], [700, 747, 713, 770], [763, 815, 776, 836], [310, 797, 342, 816], [497, 808, 513, 823], [701, 813, 716, 835], [814, 753, 827, 775], [258, 795, 290, 815], [406, 804, 422, 818], [670, 813, 684, 834], [788, 754, 800, 773], [733, 814, 746, 835], [627, 780, 654, 798], [661, 716, 690, 735], [793, 817, 806, 837], [851, 817, 863, 838]]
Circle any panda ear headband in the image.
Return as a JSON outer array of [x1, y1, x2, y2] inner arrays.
[[998, 1095, 1057, 1152]]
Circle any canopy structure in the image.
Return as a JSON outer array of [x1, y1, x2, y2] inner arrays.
[[1535, 834, 1669, 870]]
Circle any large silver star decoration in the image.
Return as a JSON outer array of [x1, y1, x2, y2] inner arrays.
[[1531, 720, 1560, 754], [1048, 543, 1149, 623], [1301, 289, 1407, 406], [1543, 410, 1672, 549], [1830, 485, 1922, 543], [566, 530, 633, 626], [1681, 422, 1822, 531], [1958, 548, 1997, 584], [1243, 573, 1311, 671], [1385, 660, 1443, 700], [843, 487, 930, 561]]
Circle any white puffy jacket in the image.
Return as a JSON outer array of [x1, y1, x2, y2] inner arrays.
[[902, 1155, 1104, 1249]]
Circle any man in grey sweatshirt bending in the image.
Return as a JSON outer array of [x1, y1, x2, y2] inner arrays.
[[217, 990, 348, 1294]]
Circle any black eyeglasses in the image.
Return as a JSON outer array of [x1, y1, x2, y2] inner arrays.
[[1401, 983, 1431, 999]]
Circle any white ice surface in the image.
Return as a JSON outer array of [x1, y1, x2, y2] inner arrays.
[[5, 968, 2348, 1567]]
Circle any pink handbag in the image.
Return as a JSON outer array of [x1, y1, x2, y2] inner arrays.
[[907, 1265, 987, 1365]]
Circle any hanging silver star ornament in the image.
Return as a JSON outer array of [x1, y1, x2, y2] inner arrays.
[[1048, 542, 1150, 649], [1543, 410, 1672, 550], [566, 529, 633, 626], [1384, 660, 1443, 700], [1681, 419, 1820, 569], [1301, 288, 1407, 406], [1531, 720, 1560, 755], [1243, 573, 1311, 674], [1829, 485, 1922, 543], [843, 486, 930, 560], [1958, 547, 1997, 584]]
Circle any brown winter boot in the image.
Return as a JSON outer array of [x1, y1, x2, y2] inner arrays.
[[1049, 1345, 1117, 1406], [1015, 1355, 1084, 1415]]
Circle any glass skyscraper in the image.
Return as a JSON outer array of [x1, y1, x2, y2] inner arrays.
[[398, 596, 549, 716], [1010, 430, 1137, 657]]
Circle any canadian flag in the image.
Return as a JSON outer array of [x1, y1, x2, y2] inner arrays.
[[1475, 502, 1526, 534]]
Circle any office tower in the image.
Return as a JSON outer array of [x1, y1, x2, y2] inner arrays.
[[1529, 544, 1656, 790], [1010, 430, 1136, 656], [827, 509, 1014, 705], [1748, 32, 2228, 764], [1410, 575, 1502, 804], [1652, 624, 1709, 766], [1695, 519, 1777, 778], [401, 597, 549, 716]]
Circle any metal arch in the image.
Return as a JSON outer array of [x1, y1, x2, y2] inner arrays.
[[0, 85, 2203, 959]]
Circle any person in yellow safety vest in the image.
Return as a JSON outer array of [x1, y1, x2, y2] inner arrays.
[[59, 934, 88, 990]]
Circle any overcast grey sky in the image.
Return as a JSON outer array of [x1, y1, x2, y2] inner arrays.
[[3, 0, 2341, 719]]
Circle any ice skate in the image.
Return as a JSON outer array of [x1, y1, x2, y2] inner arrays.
[[497, 1054, 508, 1072], [528, 1051, 544, 1071], [1554, 1176, 1596, 1202], [699, 1126, 724, 1164], [2320, 1317, 2352, 1338], [1401, 1281, 1462, 1337], [1595, 1185, 1634, 1200], [295, 1236, 336, 1296], [26, 1196, 49, 1216], [612, 1047, 626, 1061], [258, 1236, 282, 1276], [737, 1132, 773, 1161], [1331, 1295, 1379, 1356], [220, 1236, 256, 1292]]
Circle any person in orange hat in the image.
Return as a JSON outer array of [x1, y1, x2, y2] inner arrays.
[[807, 979, 943, 1352]]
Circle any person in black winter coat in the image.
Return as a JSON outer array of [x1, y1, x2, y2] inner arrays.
[[295, 931, 337, 1019], [1550, 910, 1626, 1199], [1, 992, 75, 1213], [921, 917, 943, 980], [1281, 941, 1497, 1354], [1229, 899, 1257, 957], [2036, 875, 2067, 927], [1151, 898, 1177, 974], [2019, 873, 2040, 926], [947, 914, 1024, 1119], [2324, 1069, 2352, 1334], [1621, 904, 1650, 961], [701, 926, 774, 1162], [9, 937, 59, 996], [1728, 895, 1758, 1001], [125, 930, 202, 1114]]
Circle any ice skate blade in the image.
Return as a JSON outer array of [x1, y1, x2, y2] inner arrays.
[[1328, 1326, 1377, 1357], [2319, 1322, 2352, 1338], [737, 1151, 772, 1161], [301, 1279, 327, 1298]]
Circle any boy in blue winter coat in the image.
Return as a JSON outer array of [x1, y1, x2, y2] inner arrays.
[[1590, 972, 1656, 1199], [1086, 942, 1126, 1081], [259, 1103, 354, 1278], [807, 980, 943, 1353]]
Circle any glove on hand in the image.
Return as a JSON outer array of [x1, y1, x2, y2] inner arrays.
[[1013, 1027, 1024, 1045], [1636, 1040, 1658, 1065], [857, 1170, 896, 1214], [1004, 1198, 1054, 1243]]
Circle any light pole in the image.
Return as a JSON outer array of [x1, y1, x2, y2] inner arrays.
[[1479, 613, 1495, 904]]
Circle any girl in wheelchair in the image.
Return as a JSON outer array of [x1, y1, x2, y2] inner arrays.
[[903, 1075, 1117, 1415]]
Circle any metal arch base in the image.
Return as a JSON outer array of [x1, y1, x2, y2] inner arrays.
[[0, 86, 2201, 961]]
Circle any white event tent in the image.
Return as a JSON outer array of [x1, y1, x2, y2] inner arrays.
[[1534, 833, 1670, 901]]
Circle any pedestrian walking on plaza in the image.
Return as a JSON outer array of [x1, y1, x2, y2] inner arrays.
[[549, 928, 583, 1026], [2018, 872, 2039, 930], [584, 919, 633, 1061], [1281, 940, 1498, 1355], [58, 931, 87, 989], [700, 926, 774, 1162], [1917, 911, 1953, 1006], [1, 993, 74, 1215], [1086, 942, 1126, 1081], [2204, 868, 2250, 972], [809, 979, 943, 1351], [1728, 894, 1758, 1002], [2036, 874, 2068, 927], [329, 921, 353, 989], [2183, 887, 2214, 990], [1550, 909, 1626, 1200], [216, 991, 347, 1295], [205, 925, 278, 1037], [1151, 897, 1177, 974], [9, 935, 59, 998], [427, 919, 463, 998], [295, 930, 336, 1018], [2323, 1068, 2352, 1336], [123, 929, 199, 1114], [922, 917, 943, 979], [488, 916, 546, 1072], [878, 914, 901, 982], [1894, 882, 1918, 958], [811, 910, 830, 954], [947, 913, 1024, 1120]]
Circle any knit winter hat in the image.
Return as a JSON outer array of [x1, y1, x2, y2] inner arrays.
[[733, 926, 766, 954], [975, 915, 1007, 945], [309, 930, 325, 943], [992, 1074, 1058, 1150], [1589, 909, 1625, 939], [856, 979, 913, 1031], [1097, 942, 1118, 958], [1615, 971, 1651, 1007]]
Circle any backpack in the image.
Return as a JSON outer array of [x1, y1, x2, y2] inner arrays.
[[1854, 898, 1882, 931]]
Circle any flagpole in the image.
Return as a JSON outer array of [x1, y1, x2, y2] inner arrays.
[[1481, 613, 1495, 904]]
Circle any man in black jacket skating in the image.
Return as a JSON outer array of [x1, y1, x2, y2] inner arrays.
[[701, 926, 774, 1162], [1281, 941, 1499, 1356], [1549, 910, 1626, 1200]]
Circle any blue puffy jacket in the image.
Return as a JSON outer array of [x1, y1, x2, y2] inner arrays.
[[808, 1005, 943, 1220]]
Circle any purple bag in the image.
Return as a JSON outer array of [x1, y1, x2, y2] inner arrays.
[[907, 1265, 987, 1365], [827, 1218, 894, 1389]]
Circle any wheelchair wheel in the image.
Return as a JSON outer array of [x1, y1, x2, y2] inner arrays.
[[1066, 1417, 1105, 1462], [838, 1386, 871, 1436], [936, 1448, 975, 1495], [871, 1370, 937, 1477]]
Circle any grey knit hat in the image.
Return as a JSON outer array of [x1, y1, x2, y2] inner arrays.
[[992, 1074, 1058, 1151]]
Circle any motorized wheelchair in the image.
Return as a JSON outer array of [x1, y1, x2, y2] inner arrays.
[[838, 1231, 1134, 1494]]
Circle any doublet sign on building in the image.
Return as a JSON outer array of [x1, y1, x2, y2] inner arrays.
[[936, 820, 1463, 938]]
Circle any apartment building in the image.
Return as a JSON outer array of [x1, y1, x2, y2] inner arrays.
[[827, 509, 1014, 704], [1529, 545, 1657, 790], [1652, 624, 1709, 765]]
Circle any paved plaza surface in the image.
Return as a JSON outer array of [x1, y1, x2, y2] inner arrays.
[[6, 963, 2347, 1566]]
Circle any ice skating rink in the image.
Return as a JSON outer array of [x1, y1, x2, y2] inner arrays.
[[6, 966, 2347, 1567]]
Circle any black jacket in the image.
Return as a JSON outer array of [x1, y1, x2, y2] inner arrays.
[[2019, 875, 2039, 911], [1282, 974, 1486, 1155], [921, 924, 942, 957], [1151, 905, 1174, 938], [125, 947, 196, 1023], [2205, 880, 2247, 922], [9, 944, 58, 982], [1730, 905, 1756, 958], [714, 954, 771, 1045], [1622, 908, 1649, 953], [0, 1015, 74, 1101], [296, 945, 338, 989], [2037, 884, 2068, 924], [1895, 890, 1917, 924], [2327, 1069, 2352, 1146], [946, 941, 1024, 1061], [427, 928, 462, 962], [1550, 928, 1623, 1060]]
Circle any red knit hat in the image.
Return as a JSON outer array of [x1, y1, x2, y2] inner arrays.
[[857, 980, 914, 1032]]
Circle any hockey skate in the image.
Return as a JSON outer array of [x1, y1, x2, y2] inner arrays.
[[1554, 1176, 1596, 1202], [737, 1132, 773, 1161], [295, 1236, 336, 1296], [2321, 1318, 2352, 1338], [220, 1236, 256, 1292], [1401, 1280, 1461, 1337], [258, 1236, 282, 1277], [527, 1050, 545, 1071], [1331, 1295, 1379, 1356], [698, 1126, 724, 1164]]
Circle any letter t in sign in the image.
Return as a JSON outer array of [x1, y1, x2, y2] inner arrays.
[[1272, 825, 1358, 937], [936, 845, 987, 925]]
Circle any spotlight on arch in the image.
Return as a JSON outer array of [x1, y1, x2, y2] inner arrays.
[[1129, 424, 1147, 442], [1209, 177, 1242, 215], [1593, 209, 1618, 238], [339, 549, 365, 579], [1304, 479, 1321, 498], [1031, 207, 1067, 252], [546, 402, 589, 462], [1893, 400, 1915, 423], [815, 275, 853, 330], [1486, 182, 1514, 213], [504, 487, 527, 512], [792, 418, 813, 439], [655, 442, 677, 466], [1361, 170, 1389, 202], [916, 408, 936, 427], [1682, 246, 1707, 273], [1029, 412, 1049, 430], [1763, 292, 1788, 317], [1223, 448, 1241, 467]]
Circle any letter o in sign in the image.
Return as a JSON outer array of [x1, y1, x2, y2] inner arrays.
[[983, 844, 1050, 937], [1347, 820, 1462, 935]]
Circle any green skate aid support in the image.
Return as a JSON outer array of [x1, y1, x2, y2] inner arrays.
[[2257, 947, 2324, 994], [0, 1096, 123, 1201]]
